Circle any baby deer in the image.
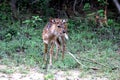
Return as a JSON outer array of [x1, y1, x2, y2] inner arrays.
[[42, 18, 68, 66]]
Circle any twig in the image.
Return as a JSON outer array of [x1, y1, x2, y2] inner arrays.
[[67, 51, 112, 69], [31, 0, 39, 4], [88, 67, 100, 70], [78, 56, 109, 68], [67, 51, 110, 68], [67, 51, 85, 67], [66, 51, 116, 70]]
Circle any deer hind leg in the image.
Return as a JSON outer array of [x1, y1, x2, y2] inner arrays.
[[49, 42, 54, 66]]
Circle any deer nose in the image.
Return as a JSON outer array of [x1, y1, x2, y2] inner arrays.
[[58, 26, 61, 28], [63, 30, 66, 33]]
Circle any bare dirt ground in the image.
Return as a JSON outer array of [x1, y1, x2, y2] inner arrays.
[[0, 65, 109, 80]]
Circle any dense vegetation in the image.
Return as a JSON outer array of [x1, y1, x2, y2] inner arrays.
[[0, 0, 120, 79]]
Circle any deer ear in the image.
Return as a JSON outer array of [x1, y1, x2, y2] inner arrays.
[[62, 19, 68, 23], [49, 18, 55, 23], [49, 17, 52, 20], [51, 19, 55, 23], [49, 18, 54, 22]]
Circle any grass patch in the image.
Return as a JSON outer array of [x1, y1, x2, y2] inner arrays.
[[44, 73, 54, 80], [0, 69, 14, 74]]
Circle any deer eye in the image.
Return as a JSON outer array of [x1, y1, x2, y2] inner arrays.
[[57, 26, 61, 28]]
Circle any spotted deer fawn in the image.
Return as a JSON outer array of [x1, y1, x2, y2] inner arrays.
[[42, 18, 68, 66], [95, 13, 108, 27]]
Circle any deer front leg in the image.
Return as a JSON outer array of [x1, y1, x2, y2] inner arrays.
[[61, 36, 66, 60], [44, 43, 48, 64], [55, 40, 61, 60], [49, 43, 54, 66]]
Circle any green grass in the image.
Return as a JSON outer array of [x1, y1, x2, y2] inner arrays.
[[0, 68, 15, 74], [0, 19, 120, 80]]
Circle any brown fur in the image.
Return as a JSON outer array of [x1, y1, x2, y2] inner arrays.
[[42, 18, 68, 66]]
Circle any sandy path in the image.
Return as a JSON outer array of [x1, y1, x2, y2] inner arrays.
[[0, 65, 108, 80]]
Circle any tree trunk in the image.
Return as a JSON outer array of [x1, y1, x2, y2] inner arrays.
[[73, 0, 78, 15], [113, 0, 120, 13], [104, 0, 108, 26], [10, 0, 18, 20]]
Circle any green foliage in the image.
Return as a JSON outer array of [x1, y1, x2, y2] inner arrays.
[[4, 27, 18, 41], [41, 0, 54, 16], [83, 3, 90, 11], [45, 73, 54, 80], [54, 54, 77, 69], [1, 26, 19, 41], [0, 16, 120, 79], [67, 19, 120, 73], [0, 1, 11, 21], [16, 0, 54, 17], [0, 0, 119, 79], [107, 19, 114, 25], [97, 0, 106, 5], [97, 9, 104, 17], [0, 68, 14, 74], [23, 16, 42, 27]]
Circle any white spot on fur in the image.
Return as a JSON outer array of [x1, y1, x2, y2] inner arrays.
[[44, 40, 48, 44], [64, 33, 69, 40]]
